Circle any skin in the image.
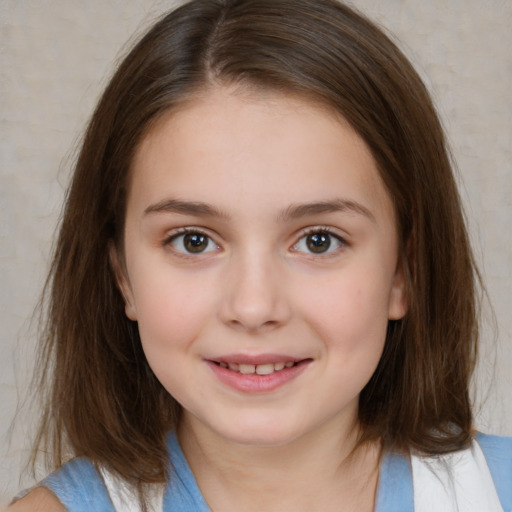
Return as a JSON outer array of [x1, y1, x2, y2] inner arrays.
[[13, 86, 407, 511], [115, 86, 407, 511], [7, 487, 65, 511]]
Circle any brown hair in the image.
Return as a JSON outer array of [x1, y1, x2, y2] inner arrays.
[[33, 0, 479, 491]]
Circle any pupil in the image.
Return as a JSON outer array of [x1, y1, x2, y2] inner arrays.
[[184, 233, 208, 253], [307, 233, 330, 253]]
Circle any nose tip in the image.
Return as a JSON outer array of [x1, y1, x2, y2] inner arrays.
[[218, 260, 291, 333], [225, 294, 286, 332]]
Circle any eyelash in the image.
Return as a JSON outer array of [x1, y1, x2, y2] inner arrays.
[[162, 226, 347, 257]]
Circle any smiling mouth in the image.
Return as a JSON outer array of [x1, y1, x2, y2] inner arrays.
[[208, 358, 312, 392], [211, 360, 309, 375]]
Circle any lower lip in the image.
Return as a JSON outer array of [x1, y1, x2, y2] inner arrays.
[[206, 360, 311, 393]]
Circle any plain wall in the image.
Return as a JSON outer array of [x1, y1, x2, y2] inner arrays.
[[1, 0, 511, 504]]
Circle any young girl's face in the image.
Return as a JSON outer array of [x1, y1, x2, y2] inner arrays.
[[116, 87, 407, 447]]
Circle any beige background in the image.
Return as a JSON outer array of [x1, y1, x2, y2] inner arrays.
[[1, 0, 511, 504]]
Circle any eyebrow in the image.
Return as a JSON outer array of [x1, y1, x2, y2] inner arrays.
[[277, 198, 376, 223], [144, 199, 231, 219], [143, 197, 375, 223]]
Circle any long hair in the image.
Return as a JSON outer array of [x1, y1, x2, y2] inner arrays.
[[33, 0, 479, 490]]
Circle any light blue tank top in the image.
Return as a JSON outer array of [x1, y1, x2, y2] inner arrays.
[[38, 432, 512, 511]]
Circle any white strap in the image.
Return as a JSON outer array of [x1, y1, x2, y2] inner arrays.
[[411, 439, 504, 512], [99, 467, 165, 512]]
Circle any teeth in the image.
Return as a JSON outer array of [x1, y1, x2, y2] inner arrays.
[[239, 364, 256, 374], [256, 363, 275, 375], [218, 361, 296, 375]]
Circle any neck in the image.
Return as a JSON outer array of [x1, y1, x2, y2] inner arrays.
[[178, 415, 381, 512]]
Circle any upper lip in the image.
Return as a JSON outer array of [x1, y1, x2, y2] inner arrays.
[[207, 354, 309, 365]]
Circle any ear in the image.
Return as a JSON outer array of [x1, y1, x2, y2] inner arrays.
[[387, 262, 408, 320], [109, 242, 138, 321]]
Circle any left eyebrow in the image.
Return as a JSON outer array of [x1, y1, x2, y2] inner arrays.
[[277, 198, 376, 223]]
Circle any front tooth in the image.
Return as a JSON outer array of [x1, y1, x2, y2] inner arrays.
[[219, 362, 228, 369], [228, 363, 239, 371], [256, 363, 275, 375], [274, 362, 285, 371], [239, 364, 256, 374]]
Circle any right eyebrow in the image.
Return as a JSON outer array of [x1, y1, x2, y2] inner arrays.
[[143, 198, 231, 220]]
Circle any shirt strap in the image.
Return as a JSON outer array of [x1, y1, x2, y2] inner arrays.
[[374, 451, 414, 512], [42, 457, 116, 512], [411, 438, 504, 512], [477, 433, 512, 511]]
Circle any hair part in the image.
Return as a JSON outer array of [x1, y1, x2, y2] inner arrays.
[[33, 0, 480, 495]]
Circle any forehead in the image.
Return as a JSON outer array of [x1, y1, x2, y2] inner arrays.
[[128, 86, 395, 225]]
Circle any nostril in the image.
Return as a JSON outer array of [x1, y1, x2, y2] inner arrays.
[[226, 318, 280, 333]]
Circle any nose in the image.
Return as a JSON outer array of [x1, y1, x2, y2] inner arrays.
[[218, 250, 292, 333]]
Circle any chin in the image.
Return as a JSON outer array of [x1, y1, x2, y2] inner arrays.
[[214, 416, 307, 447]]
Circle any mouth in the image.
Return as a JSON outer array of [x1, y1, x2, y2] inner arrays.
[[206, 357, 312, 393], [212, 360, 300, 375]]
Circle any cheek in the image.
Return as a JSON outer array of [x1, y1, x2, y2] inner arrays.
[[296, 269, 391, 354], [130, 275, 214, 402], [130, 270, 216, 353]]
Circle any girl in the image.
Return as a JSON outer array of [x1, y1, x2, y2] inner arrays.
[[9, 0, 511, 510]]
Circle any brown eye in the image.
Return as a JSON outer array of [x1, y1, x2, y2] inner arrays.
[[292, 230, 344, 255], [169, 231, 218, 255], [183, 233, 209, 253], [306, 233, 331, 253]]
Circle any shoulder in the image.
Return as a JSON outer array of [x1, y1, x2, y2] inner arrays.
[[7, 486, 66, 512], [10, 457, 115, 512], [44, 456, 116, 510], [477, 432, 512, 475], [477, 431, 512, 455], [477, 432, 512, 506], [410, 433, 512, 512]]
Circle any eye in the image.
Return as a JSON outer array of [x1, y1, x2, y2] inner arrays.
[[292, 229, 345, 255], [167, 230, 219, 255]]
